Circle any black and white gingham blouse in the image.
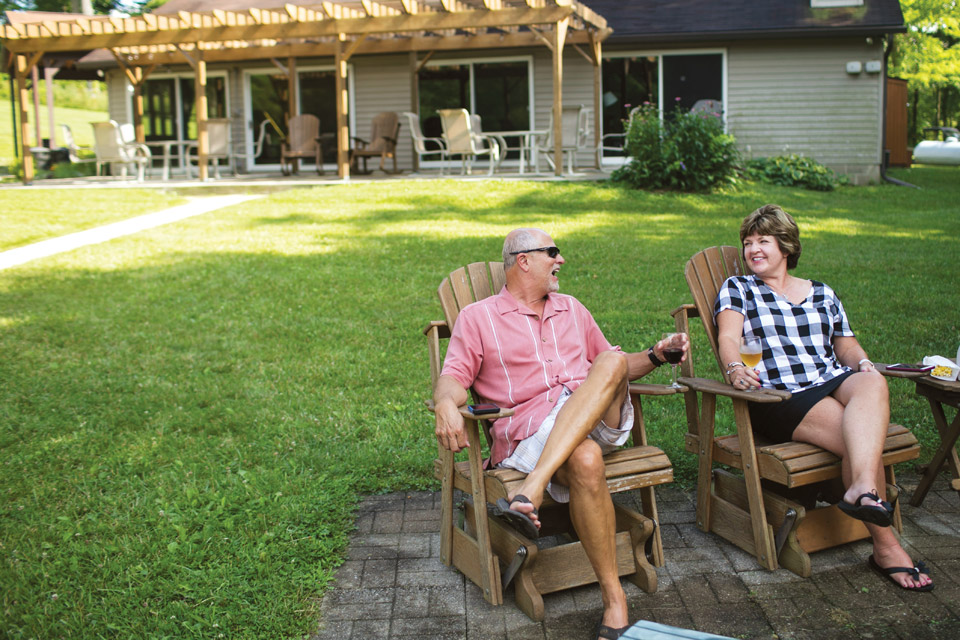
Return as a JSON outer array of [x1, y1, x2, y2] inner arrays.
[[714, 275, 856, 392]]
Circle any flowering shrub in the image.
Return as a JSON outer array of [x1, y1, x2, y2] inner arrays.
[[612, 102, 739, 192], [743, 155, 847, 191]]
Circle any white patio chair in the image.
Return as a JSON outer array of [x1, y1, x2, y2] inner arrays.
[[437, 108, 499, 176], [597, 105, 642, 172], [60, 124, 95, 164], [535, 104, 591, 174], [186, 118, 235, 179], [91, 120, 152, 181], [400, 112, 448, 173]]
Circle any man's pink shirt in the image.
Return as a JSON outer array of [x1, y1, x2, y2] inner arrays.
[[440, 286, 620, 466]]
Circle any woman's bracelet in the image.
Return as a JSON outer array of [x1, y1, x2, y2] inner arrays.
[[725, 362, 744, 376], [858, 358, 873, 371]]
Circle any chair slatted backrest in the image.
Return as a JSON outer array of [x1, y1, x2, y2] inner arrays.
[[91, 121, 126, 162], [436, 261, 506, 445], [367, 112, 400, 153], [438, 261, 506, 333], [684, 245, 746, 371], [206, 119, 231, 156], [438, 108, 477, 155], [287, 114, 320, 155]]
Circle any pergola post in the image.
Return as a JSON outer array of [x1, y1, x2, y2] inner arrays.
[[409, 51, 419, 172], [336, 34, 350, 179], [45, 65, 58, 147], [112, 52, 155, 143], [194, 52, 209, 180], [589, 33, 602, 169], [551, 17, 568, 177], [287, 56, 298, 173], [15, 53, 42, 184]]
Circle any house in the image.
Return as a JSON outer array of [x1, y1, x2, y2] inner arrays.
[[4, 0, 905, 184]]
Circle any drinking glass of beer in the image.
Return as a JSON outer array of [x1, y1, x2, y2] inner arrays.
[[739, 336, 762, 390], [661, 333, 685, 389]]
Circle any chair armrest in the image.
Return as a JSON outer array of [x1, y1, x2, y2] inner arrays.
[[671, 303, 699, 319], [351, 136, 369, 147], [424, 399, 515, 420], [424, 137, 447, 149], [678, 376, 791, 403], [422, 320, 450, 338], [629, 382, 688, 395]]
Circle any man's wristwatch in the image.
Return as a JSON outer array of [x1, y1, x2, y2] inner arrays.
[[647, 347, 664, 367]]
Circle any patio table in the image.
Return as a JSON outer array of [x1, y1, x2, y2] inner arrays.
[[145, 139, 192, 181], [878, 364, 960, 506], [483, 129, 547, 174]]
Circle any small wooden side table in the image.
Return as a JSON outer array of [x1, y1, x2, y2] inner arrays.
[[910, 375, 960, 506]]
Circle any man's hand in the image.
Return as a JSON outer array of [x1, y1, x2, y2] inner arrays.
[[653, 332, 690, 363], [433, 375, 471, 452], [435, 398, 469, 452]]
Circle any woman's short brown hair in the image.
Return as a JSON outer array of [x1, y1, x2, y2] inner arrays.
[[739, 204, 802, 270]]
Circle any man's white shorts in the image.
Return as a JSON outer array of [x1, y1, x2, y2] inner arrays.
[[497, 387, 633, 503]]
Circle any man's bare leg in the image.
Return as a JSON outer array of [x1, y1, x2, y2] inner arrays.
[[556, 440, 629, 631], [505, 350, 629, 524]]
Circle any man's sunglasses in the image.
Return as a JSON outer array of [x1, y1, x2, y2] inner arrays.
[[509, 246, 561, 258]]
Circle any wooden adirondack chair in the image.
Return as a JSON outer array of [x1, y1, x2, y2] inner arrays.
[[424, 261, 676, 621], [280, 114, 322, 175], [350, 111, 401, 174], [672, 246, 921, 577]]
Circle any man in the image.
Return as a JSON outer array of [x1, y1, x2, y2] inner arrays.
[[434, 228, 687, 639]]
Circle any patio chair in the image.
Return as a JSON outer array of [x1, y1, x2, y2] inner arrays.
[[186, 119, 235, 179], [598, 105, 642, 172], [438, 108, 499, 176], [672, 246, 921, 577], [60, 125, 95, 164], [535, 104, 591, 174], [350, 111, 401, 174], [91, 120, 152, 181], [280, 114, 322, 176], [425, 261, 676, 621], [400, 112, 448, 173]]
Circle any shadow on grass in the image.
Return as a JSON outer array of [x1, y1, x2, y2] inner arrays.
[[1, 176, 958, 638]]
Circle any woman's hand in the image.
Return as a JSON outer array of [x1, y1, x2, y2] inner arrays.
[[727, 362, 761, 390]]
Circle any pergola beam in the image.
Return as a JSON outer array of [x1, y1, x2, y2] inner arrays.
[[1, 7, 586, 54]]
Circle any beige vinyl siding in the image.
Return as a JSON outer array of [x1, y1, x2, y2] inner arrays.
[[106, 70, 128, 124], [727, 38, 885, 183], [352, 55, 412, 171]]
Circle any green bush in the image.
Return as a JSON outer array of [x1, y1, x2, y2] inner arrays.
[[744, 155, 847, 191], [612, 102, 739, 192]]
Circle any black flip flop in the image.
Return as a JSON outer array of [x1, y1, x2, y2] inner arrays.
[[868, 554, 934, 592], [837, 492, 893, 527], [596, 620, 630, 640], [487, 494, 539, 539]]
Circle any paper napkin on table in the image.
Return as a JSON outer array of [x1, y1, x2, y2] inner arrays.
[[922, 355, 960, 381]]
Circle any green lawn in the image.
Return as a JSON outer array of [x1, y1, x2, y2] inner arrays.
[[1, 171, 958, 638], [0, 190, 188, 251]]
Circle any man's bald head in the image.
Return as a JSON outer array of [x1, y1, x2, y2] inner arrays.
[[503, 228, 549, 269]]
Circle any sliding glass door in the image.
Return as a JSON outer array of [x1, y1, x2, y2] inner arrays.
[[418, 58, 532, 161], [245, 68, 338, 169], [601, 51, 725, 159]]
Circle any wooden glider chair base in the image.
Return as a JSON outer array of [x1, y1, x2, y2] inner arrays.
[[675, 246, 921, 577], [424, 261, 677, 621]]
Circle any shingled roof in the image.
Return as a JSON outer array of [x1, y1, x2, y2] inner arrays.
[[584, 0, 905, 44]]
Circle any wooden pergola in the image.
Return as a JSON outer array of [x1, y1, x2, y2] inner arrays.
[[2, 1, 610, 184]]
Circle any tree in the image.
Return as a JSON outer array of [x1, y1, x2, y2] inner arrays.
[[890, 0, 960, 145], [0, 0, 146, 14]]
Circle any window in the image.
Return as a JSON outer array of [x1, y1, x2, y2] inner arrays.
[[141, 75, 227, 142], [601, 51, 724, 158], [418, 58, 531, 159]]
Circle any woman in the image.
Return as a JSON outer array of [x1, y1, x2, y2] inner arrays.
[[714, 204, 933, 592]]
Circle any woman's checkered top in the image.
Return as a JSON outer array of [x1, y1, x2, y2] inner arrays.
[[714, 275, 856, 392]]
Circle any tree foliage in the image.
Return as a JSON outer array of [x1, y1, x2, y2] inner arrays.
[[0, 0, 146, 15], [890, 0, 960, 142]]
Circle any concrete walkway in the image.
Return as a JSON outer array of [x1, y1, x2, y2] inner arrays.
[[312, 472, 960, 639], [0, 195, 260, 271]]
